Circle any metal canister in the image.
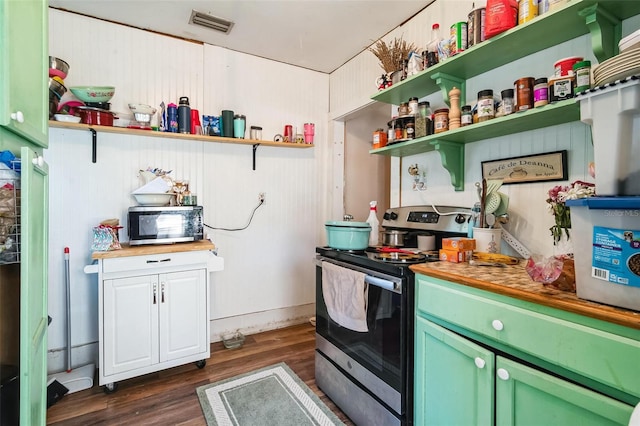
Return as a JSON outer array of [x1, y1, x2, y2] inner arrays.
[[450, 22, 468, 55], [518, 0, 538, 25], [467, 7, 485, 47]]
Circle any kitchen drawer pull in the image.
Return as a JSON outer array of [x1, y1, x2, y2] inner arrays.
[[153, 283, 157, 304], [146, 258, 171, 263], [497, 368, 510, 381], [10, 111, 24, 123], [474, 357, 486, 369], [492, 319, 504, 331], [161, 283, 165, 303]]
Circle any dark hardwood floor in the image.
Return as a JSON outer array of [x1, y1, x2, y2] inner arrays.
[[46, 323, 354, 425]]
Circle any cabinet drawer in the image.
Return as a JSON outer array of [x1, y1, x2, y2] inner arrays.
[[102, 250, 210, 274], [417, 276, 640, 399]]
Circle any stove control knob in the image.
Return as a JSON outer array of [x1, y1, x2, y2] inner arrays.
[[455, 214, 466, 224], [390, 212, 398, 220]]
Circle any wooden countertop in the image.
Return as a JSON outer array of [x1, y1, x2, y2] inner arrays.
[[91, 240, 215, 259], [411, 261, 640, 331]]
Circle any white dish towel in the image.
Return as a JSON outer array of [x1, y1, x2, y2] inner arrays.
[[322, 261, 369, 332]]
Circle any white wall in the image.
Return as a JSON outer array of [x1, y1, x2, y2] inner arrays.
[[46, 9, 329, 372]]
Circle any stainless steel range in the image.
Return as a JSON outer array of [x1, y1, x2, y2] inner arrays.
[[315, 205, 472, 426]]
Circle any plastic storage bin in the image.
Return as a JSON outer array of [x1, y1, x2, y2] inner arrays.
[[567, 197, 640, 311], [576, 78, 640, 196]]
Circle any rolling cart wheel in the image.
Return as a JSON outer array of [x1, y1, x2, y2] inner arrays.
[[195, 360, 206, 369], [103, 382, 119, 394]]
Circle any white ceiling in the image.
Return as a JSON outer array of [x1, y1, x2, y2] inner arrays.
[[48, 0, 433, 74]]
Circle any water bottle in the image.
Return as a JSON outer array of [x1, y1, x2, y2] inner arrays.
[[178, 96, 191, 134], [167, 103, 178, 133]]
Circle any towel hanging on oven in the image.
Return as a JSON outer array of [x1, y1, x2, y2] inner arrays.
[[321, 262, 369, 332]]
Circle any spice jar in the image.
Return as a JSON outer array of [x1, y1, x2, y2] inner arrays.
[[418, 101, 430, 118], [461, 105, 472, 126], [387, 121, 394, 142], [573, 60, 591, 94], [405, 117, 415, 139], [433, 108, 449, 133], [500, 89, 514, 115], [250, 126, 262, 140], [477, 89, 495, 122], [548, 75, 574, 102], [394, 122, 403, 140], [534, 78, 549, 107], [398, 102, 409, 116], [408, 97, 419, 116], [373, 128, 388, 149], [514, 77, 535, 111]]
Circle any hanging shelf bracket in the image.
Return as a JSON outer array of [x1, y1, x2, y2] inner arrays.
[[431, 139, 465, 191], [89, 128, 97, 163], [579, 4, 621, 63], [252, 143, 260, 170], [431, 72, 466, 107]]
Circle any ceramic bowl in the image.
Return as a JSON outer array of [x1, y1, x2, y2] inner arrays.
[[132, 192, 174, 206], [69, 86, 116, 103]]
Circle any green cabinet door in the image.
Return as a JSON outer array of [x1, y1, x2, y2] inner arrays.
[[20, 147, 49, 425], [0, 0, 48, 147], [496, 356, 634, 426], [415, 316, 494, 426]]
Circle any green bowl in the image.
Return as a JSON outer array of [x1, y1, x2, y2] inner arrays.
[[69, 86, 115, 103]]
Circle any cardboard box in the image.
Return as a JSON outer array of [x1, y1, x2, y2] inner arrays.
[[439, 249, 473, 263], [442, 237, 476, 251]]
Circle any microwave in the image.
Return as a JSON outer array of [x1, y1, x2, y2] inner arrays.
[[128, 206, 204, 246]]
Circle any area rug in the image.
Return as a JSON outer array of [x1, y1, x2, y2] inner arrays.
[[196, 362, 344, 426]]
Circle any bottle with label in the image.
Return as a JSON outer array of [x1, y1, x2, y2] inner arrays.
[[366, 201, 380, 247], [427, 23, 442, 67]]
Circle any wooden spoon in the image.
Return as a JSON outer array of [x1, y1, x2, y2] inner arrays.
[[479, 178, 487, 228]]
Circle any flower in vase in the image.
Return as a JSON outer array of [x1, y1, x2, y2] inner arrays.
[[546, 180, 595, 245]]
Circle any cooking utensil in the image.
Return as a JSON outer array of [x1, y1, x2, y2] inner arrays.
[[479, 179, 487, 228], [382, 230, 408, 247], [484, 191, 501, 214], [493, 192, 510, 216], [485, 213, 496, 228], [49, 77, 67, 99], [377, 246, 417, 255], [325, 220, 371, 250], [49, 56, 70, 79], [77, 107, 116, 126]]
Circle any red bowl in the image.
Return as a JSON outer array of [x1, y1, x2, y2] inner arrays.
[[78, 107, 115, 126]]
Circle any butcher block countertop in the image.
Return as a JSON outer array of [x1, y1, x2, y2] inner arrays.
[[91, 240, 215, 259], [411, 261, 640, 331]]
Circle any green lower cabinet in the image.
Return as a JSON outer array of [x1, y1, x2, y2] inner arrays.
[[415, 316, 494, 425], [496, 356, 634, 426]]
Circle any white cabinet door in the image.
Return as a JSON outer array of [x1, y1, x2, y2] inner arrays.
[[159, 269, 207, 362], [103, 275, 159, 376]]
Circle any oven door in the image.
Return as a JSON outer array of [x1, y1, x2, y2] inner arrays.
[[315, 257, 406, 397]]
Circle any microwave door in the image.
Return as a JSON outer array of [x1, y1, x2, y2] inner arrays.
[[137, 214, 185, 238]]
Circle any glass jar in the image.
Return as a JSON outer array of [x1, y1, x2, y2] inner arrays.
[[573, 60, 591, 93], [398, 102, 409, 116], [477, 89, 494, 122], [394, 122, 403, 140], [461, 105, 472, 126], [433, 108, 449, 133], [500, 89, 514, 115], [534, 78, 549, 107], [250, 126, 262, 140], [405, 117, 415, 139], [408, 97, 419, 115], [418, 101, 430, 118], [387, 120, 394, 142]]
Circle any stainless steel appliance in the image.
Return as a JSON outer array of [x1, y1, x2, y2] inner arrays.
[[315, 205, 472, 426], [127, 205, 203, 245]]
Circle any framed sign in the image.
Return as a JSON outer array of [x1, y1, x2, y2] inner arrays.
[[481, 150, 568, 184]]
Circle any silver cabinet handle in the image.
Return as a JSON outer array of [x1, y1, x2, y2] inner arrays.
[[146, 258, 171, 263], [153, 283, 157, 304], [161, 283, 165, 303]]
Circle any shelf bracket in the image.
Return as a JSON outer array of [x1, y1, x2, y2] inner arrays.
[[252, 144, 260, 170], [579, 4, 621, 63], [89, 128, 97, 163], [431, 140, 464, 191], [431, 72, 466, 107]]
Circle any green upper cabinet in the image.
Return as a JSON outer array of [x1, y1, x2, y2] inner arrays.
[[0, 0, 48, 148]]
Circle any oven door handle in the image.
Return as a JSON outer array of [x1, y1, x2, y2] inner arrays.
[[365, 275, 397, 292]]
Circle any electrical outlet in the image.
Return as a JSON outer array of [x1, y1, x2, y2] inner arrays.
[[259, 192, 266, 204]]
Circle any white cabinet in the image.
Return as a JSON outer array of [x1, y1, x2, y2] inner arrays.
[[90, 242, 223, 392]]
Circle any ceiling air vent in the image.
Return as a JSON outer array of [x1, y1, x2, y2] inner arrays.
[[189, 10, 234, 34]]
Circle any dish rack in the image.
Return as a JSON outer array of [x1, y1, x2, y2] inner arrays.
[[0, 162, 21, 264]]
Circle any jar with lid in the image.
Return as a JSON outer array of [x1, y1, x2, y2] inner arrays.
[[533, 78, 548, 107], [461, 105, 472, 126], [250, 126, 263, 140], [514, 77, 535, 111], [373, 128, 388, 148], [500, 89, 514, 115], [573, 60, 591, 94], [405, 117, 415, 139], [398, 102, 409, 116], [433, 108, 449, 133], [387, 121, 394, 142], [408, 97, 419, 115], [418, 101, 430, 118], [477, 89, 495, 122], [394, 122, 403, 140]]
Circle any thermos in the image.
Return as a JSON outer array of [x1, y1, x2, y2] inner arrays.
[[178, 96, 191, 134], [234, 114, 246, 139], [221, 110, 235, 138]]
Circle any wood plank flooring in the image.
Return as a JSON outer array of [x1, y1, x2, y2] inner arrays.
[[46, 323, 355, 425]]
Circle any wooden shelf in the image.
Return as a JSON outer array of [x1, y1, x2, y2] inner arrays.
[[371, 0, 640, 106], [370, 99, 582, 190], [48, 121, 314, 149]]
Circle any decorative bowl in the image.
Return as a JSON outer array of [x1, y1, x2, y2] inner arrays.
[[132, 192, 174, 206], [69, 86, 115, 103], [54, 114, 81, 123]]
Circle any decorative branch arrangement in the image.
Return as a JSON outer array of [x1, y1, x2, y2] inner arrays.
[[368, 36, 416, 73]]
